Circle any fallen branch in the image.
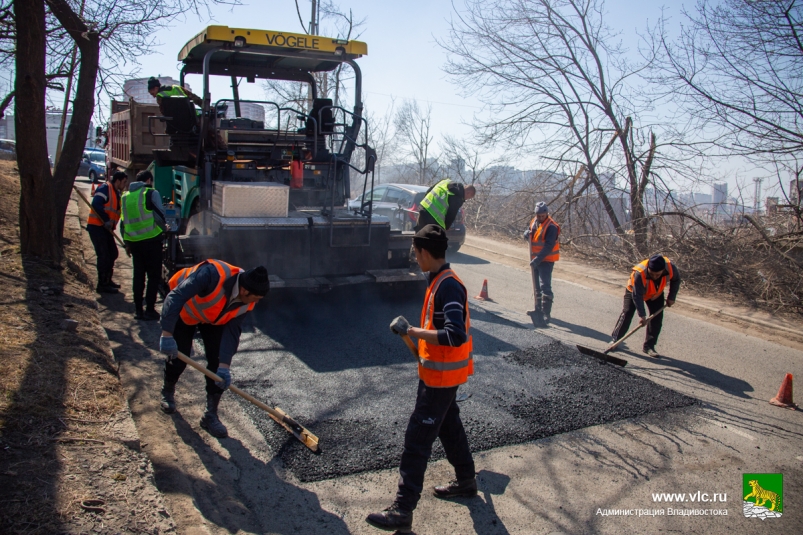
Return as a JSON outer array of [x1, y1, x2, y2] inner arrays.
[[743, 215, 803, 271]]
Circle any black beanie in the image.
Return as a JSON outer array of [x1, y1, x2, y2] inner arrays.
[[240, 266, 269, 296], [414, 224, 449, 251], [647, 254, 666, 272], [147, 77, 161, 90]]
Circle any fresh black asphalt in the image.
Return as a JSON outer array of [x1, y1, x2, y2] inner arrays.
[[209, 284, 697, 482]]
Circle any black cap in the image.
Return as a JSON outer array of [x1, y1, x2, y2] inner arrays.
[[414, 224, 449, 244], [647, 254, 666, 272], [111, 171, 128, 183], [147, 77, 161, 90], [240, 266, 269, 296]]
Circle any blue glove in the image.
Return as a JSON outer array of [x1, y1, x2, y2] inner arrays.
[[159, 335, 178, 361], [215, 367, 232, 390]]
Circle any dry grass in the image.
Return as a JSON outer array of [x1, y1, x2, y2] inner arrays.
[[0, 160, 129, 533]]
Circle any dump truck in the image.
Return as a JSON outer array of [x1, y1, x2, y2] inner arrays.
[[112, 26, 420, 290]]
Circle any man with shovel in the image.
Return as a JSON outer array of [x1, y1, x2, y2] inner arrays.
[[611, 254, 680, 357], [367, 225, 476, 533], [157, 261, 269, 438], [524, 201, 560, 326]]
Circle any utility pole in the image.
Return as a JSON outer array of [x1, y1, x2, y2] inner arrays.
[[54, 0, 87, 166], [307, 0, 320, 108]]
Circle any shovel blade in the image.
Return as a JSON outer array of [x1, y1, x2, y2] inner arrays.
[[576, 344, 628, 367]]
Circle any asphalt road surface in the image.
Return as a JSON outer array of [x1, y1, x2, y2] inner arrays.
[[227, 285, 696, 482]]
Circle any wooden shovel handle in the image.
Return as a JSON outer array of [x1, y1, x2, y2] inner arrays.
[[605, 306, 667, 354], [72, 185, 125, 247], [401, 334, 419, 358]]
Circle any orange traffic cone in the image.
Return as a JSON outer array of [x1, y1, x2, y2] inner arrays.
[[90, 181, 96, 195], [769, 373, 796, 409], [474, 279, 491, 301]]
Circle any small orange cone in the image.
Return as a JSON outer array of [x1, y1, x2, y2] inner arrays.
[[474, 279, 491, 301], [90, 181, 96, 195], [769, 373, 796, 409]]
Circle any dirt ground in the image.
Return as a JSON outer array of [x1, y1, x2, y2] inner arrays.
[[0, 161, 174, 534]]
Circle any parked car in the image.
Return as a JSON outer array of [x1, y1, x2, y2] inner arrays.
[[349, 183, 466, 251], [77, 148, 107, 183], [0, 139, 15, 160]]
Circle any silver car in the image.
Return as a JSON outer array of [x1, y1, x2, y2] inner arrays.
[[77, 149, 107, 183]]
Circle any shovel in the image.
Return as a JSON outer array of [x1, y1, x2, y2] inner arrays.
[[175, 352, 320, 453], [576, 306, 667, 367]]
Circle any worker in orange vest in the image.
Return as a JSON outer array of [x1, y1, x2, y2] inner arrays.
[[367, 225, 475, 533], [611, 254, 680, 358], [86, 171, 128, 293], [157, 260, 269, 438], [524, 201, 560, 326]]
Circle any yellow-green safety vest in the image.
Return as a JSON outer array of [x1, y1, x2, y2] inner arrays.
[[420, 179, 453, 229], [156, 85, 188, 99], [121, 187, 162, 242]]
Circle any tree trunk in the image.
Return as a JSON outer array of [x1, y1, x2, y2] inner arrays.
[[47, 0, 101, 242], [15, 0, 62, 262]]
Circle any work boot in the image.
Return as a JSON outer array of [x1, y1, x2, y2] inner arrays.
[[542, 296, 553, 324], [433, 477, 478, 499], [365, 503, 413, 533], [200, 392, 228, 438], [643, 347, 660, 358], [96, 275, 118, 294], [134, 303, 145, 320], [160, 381, 177, 414], [143, 309, 161, 321], [108, 270, 121, 289]]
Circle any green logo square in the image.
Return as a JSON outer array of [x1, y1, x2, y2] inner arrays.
[[743, 473, 783, 517]]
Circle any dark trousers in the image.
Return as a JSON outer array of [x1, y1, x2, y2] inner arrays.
[[86, 224, 118, 279], [396, 380, 475, 512], [164, 318, 225, 395], [129, 235, 163, 311], [611, 291, 664, 350], [530, 261, 555, 307], [414, 209, 439, 231]]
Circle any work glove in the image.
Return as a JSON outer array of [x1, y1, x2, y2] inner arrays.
[[215, 367, 232, 390], [530, 258, 540, 267], [159, 335, 178, 361], [390, 315, 411, 336], [523, 229, 530, 240], [124, 244, 132, 258], [103, 220, 114, 231]]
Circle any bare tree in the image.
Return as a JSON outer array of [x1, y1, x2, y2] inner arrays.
[[394, 100, 436, 185], [659, 0, 802, 160], [439, 0, 676, 254], [12, 0, 235, 263]]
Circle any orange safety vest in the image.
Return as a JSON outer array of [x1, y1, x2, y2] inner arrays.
[[529, 216, 560, 262], [626, 257, 674, 301], [418, 268, 474, 388], [87, 184, 121, 227], [168, 259, 255, 326]]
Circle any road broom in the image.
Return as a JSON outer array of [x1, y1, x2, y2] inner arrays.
[[576, 306, 667, 367]]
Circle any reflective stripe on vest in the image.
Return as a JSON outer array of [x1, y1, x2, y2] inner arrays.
[[168, 260, 255, 325], [121, 187, 162, 242], [626, 257, 674, 301], [417, 268, 474, 387], [420, 179, 453, 229], [87, 184, 121, 227], [529, 216, 560, 262], [156, 85, 187, 98]]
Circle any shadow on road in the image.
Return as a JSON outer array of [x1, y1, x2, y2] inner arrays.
[[618, 348, 754, 399], [163, 411, 351, 534], [549, 318, 613, 344], [450, 251, 491, 265]]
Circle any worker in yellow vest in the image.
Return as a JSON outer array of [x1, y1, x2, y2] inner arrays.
[[147, 77, 202, 108], [416, 178, 475, 231], [611, 255, 680, 358], [367, 225, 475, 533], [158, 260, 269, 438], [524, 202, 560, 326], [120, 170, 165, 321], [86, 171, 128, 293]]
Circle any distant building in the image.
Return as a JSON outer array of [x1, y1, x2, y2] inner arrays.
[[694, 192, 712, 205], [712, 182, 728, 205], [766, 197, 779, 215], [224, 102, 266, 123], [790, 178, 802, 205]]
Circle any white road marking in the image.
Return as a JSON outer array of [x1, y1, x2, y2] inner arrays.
[[701, 417, 756, 441]]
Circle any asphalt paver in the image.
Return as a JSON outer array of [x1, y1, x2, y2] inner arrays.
[[197, 284, 696, 482]]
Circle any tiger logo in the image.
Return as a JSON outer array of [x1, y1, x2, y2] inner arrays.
[[744, 480, 781, 512]]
